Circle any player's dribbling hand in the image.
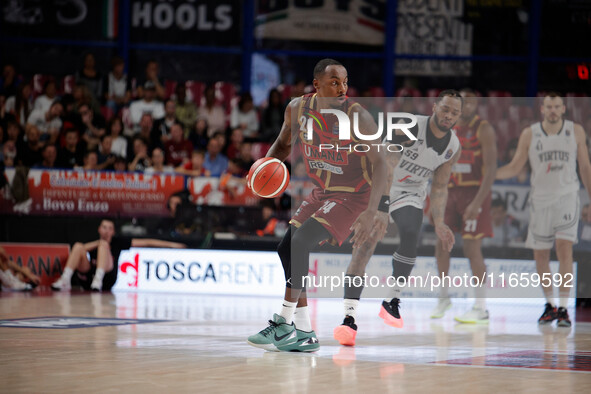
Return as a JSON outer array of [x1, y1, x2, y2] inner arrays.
[[350, 209, 374, 248], [370, 211, 389, 241], [435, 223, 455, 252]]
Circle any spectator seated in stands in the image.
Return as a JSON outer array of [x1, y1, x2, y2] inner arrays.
[[203, 137, 228, 177], [164, 123, 193, 167], [78, 102, 106, 152], [4, 81, 32, 127], [50, 219, 185, 292], [103, 55, 131, 116], [108, 117, 127, 159], [152, 99, 178, 146], [230, 92, 259, 140], [175, 82, 198, 136], [57, 128, 84, 169], [0, 245, 39, 291], [26, 99, 63, 145], [145, 147, 174, 174], [225, 128, 243, 160], [220, 158, 248, 200], [33, 144, 58, 169], [0, 63, 20, 99], [113, 156, 127, 172], [128, 136, 151, 172], [175, 149, 210, 177], [483, 197, 523, 247], [129, 81, 165, 131], [255, 200, 281, 237], [260, 88, 284, 142], [97, 134, 116, 171], [167, 190, 200, 236], [236, 140, 255, 169], [136, 59, 165, 100], [198, 84, 226, 136], [2, 140, 17, 168], [133, 113, 158, 153], [75, 52, 103, 106], [16, 125, 43, 167], [34, 79, 58, 113], [79, 151, 98, 171], [188, 116, 209, 151]]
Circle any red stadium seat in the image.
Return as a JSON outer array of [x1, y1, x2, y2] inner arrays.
[[164, 80, 178, 100], [62, 75, 75, 94], [215, 81, 237, 114], [395, 87, 421, 97], [186, 80, 205, 106], [32, 74, 52, 100], [369, 86, 385, 97], [426, 89, 442, 98]]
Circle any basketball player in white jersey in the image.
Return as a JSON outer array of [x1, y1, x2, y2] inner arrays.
[[334, 90, 461, 346], [497, 93, 591, 327]]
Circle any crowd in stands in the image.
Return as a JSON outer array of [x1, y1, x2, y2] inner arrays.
[[0, 58, 277, 182], [2, 58, 590, 192]]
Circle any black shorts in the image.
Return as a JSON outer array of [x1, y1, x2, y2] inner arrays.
[[72, 260, 117, 291]]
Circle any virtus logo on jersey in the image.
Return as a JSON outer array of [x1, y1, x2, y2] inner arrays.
[[301, 110, 418, 152]]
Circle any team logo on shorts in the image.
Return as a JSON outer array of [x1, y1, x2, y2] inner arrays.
[[445, 149, 453, 159]]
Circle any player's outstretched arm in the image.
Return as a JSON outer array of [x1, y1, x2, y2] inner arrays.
[[131, 239, 187, 248], [349, 108, 389, 247], [431, 149, 461, 252], [266, 98, 299, 162], [575, 124, 591, 222], [465, 122, 498, 221], [496, 127, 531, 180]]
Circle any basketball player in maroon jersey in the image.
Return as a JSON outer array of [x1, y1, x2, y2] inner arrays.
[[247, 59, 391, 352], [432, 88, 497, 323]]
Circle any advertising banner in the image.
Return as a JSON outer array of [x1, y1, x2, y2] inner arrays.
[[0, 242, 69, 287], [2, 0, 115, 40], [23, 169, 185, 217], [395, 1, 473, 76], [255, 0, 385, 45], [129, 0, 241, 46], [112, 248, 286, 296]]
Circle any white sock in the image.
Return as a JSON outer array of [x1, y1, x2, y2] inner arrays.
[[385, 284, 401, 302], [93, 268, 106, 284], [294, 306, 312, 332], [474, 286, 486, 309], [440, 285, 449, 299], [62, 267, 74, 282], [343, 299, 360, 319], [559, 296, 569, 309], [279, 300, 297, 324]]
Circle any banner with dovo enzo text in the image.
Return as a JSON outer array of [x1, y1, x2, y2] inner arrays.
[[27, 169, 185, 217]]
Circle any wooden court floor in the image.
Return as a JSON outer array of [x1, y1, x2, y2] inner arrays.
[[1, 292, 590, 393]]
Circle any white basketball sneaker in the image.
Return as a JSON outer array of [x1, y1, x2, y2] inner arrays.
[[454, 307, 489, 324], [0, 270, 32, 291], [90, 275, 102, 292], [430, 298, 452, 319], [51, 275, 71, 291]]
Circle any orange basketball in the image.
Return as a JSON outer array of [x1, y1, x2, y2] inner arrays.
[[248, 157, 290, 198]]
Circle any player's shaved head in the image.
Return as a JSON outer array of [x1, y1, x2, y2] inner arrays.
[[313, 58, 344, 79]]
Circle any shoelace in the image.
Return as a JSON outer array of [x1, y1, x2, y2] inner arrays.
[[261, 320, 279, 336]]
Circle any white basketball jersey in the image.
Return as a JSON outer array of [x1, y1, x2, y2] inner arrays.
[[390, 115, 461, 209], [528, 120, 579, 206]]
